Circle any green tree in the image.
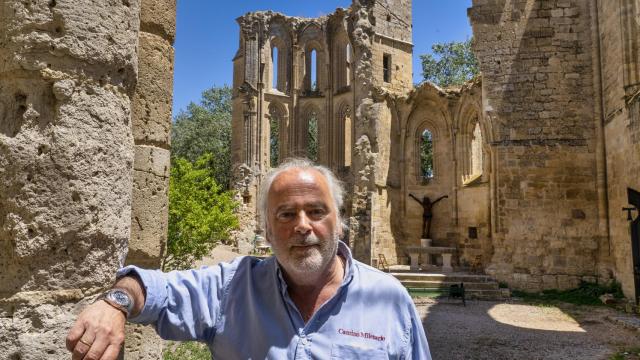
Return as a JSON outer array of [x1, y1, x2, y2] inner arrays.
[[420, 38, 479, 87], [307, 113, 318, 162], [420, 129, 433, 180], [171, 85, 233, 189], [270, 115, 279, 167], [166, 153, 239, 270]]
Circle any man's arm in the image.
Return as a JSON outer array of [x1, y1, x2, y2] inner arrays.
[[66, 259, 240, 359], [66, 275, 146, 360], [408, 193, 422, 204], [431, 195, 448, 205]]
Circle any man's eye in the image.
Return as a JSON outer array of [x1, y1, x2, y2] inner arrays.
[[309, 208, 326, 218], [277, 212, 295, 221]]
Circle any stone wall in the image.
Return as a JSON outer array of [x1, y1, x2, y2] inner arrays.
[[0, 0, 175, 358], [469, 0, 607, 291], [597, 0, 640, 299]]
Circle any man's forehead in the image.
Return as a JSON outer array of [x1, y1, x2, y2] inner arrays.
[[269, 168, 330, 194]]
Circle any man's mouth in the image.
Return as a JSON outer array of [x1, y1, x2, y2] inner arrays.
[[291, 242, 320, 250]]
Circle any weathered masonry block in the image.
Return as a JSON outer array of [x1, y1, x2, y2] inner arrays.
[[0, 0, 176, 358]]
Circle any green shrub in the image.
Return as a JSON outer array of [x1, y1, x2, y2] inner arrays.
[[513, 281, 624, 306], [165, 153, 239, 270], [163, 342, 211, 360]]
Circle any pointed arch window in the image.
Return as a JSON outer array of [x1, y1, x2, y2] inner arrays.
[[334, 40, 352, 90], [304, 45, 323, 94], [420, 129, 434, 181], [336, 104, 352, 168], [471, 122, 483, 176], [270, 40, 288, 93], [271, 46, 279, 91], [310, 49, 318, 91]]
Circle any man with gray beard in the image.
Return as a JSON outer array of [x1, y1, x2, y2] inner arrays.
[[66, 158, 432, 359]]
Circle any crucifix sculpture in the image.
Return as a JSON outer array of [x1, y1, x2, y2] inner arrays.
[[409, 193, 448, 239]]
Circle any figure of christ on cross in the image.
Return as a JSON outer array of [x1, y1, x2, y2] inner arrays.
[[408, 193, 448, 240]]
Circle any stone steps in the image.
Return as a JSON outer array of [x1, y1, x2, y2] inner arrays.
[[391, 272, 510, 301], [401, 280, 499, 290]]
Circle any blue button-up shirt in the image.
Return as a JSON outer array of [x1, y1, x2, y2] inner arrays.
[[118, 242, 431, 359]]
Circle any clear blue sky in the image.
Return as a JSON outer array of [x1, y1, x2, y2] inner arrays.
[[172, 0, 472, 116]]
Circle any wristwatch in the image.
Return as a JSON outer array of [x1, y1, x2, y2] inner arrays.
[[98, 288, 134, 318]]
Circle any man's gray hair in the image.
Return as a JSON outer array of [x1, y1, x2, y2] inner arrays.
[[259, 158, 345, 232]]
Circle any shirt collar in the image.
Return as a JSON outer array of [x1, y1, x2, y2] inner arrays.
[[274, 240, 355, 295]]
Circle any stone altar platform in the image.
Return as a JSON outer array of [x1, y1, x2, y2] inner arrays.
[[405, 245, 457, 272]]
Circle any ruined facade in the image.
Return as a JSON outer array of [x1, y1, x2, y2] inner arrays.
[[232, 0, 640, 302], [0, 0, 176, 358]]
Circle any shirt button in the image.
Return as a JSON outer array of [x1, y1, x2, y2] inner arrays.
[[301, 338, 308, 345]]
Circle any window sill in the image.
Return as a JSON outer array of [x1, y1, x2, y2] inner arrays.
[[462, 173, 483, 187]]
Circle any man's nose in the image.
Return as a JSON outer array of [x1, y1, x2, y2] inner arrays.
[[294, 211, 312, 234]]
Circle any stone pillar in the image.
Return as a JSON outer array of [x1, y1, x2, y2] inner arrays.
[[0, 0, 140, 358], [347, 1, 377, 263], [124, 0, 176, 358]]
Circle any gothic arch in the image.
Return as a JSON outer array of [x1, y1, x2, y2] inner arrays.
[[332, 31, 352, 91], [299, 24, 326, 94], [267, 21, 291, 93], [413, 119, 441, 183], [267, 101, 288, 166], [299, 103, 322, 161], [335, 102, 353, 167], [453, 85, 492, 184]]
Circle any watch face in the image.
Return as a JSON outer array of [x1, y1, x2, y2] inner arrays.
[[110, 290, 131, 307]]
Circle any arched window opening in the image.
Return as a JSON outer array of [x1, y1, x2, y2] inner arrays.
[[269, 111, 280, 167], [307, 110, 318, 162], [311, 49, 318, 91], [383, 53, 392, 83], [471, 122, 483, 176], [334, 41, 351, 90], [343, 110, 352, 167], [420, 129, 434, 181], [271, 46, 279, 91]]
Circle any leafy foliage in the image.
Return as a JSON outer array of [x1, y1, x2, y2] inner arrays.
[[270, 115, 279, 167], [420, 38, 479, 87], [420, 129, 434, 180], [307, 113, 318, 162], [609, 348, 640, 360], [166, 154, 239, 270], [163, 342, 211, 360], [171, 85, 233, 190]]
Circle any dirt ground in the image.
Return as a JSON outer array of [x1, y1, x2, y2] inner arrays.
[[417, 298, 640, 360]]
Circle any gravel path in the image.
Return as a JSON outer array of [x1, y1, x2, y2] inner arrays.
[[417, 298, 640, 360]]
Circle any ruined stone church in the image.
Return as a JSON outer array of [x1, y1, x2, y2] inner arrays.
[[231, 0, 640, 303], [1, 0, 640, 358]]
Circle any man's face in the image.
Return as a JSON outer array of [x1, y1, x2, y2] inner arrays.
[[265, 168, 342, 276]]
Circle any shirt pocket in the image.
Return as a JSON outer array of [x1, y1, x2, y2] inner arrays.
[[330, 343, 388, 360]]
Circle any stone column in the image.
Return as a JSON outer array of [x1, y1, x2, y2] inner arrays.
[[0, 0, 140, 358], [347, 1, 382, 264], [124, 0, 176, 358]]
